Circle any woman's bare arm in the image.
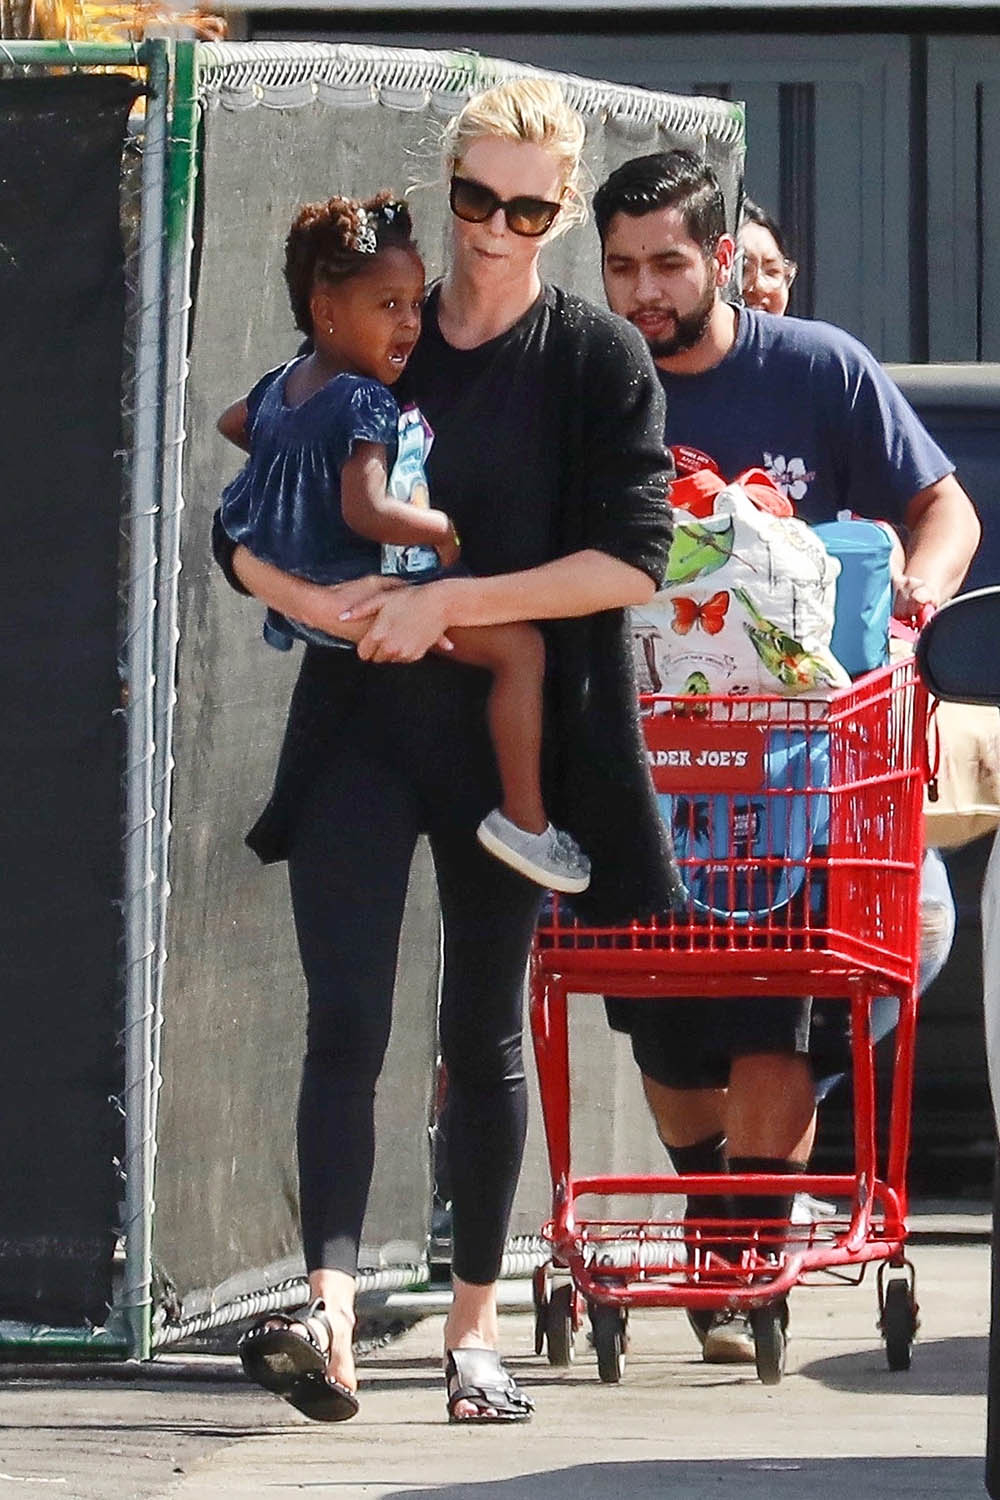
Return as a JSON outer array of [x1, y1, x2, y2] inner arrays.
[[229, 546, 454, 651], [232, 546, 403, 625], [341, 549, 656, 663]]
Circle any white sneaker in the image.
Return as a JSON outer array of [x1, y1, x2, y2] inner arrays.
[[790, 1193, 838, 1225], [476, 810, 591, 893]]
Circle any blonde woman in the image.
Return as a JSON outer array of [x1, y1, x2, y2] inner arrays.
[[214, 77, 678, 1424]]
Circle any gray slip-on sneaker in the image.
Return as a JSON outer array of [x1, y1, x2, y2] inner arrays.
[[477, 810, 591, 893]]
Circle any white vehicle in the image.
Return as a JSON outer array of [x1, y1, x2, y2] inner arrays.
[[915, 585, 1000, 1499]]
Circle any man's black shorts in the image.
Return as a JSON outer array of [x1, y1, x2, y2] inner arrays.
[[604, 993, 812, 1090]]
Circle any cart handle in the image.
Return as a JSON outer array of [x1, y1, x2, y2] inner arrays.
[[890, 603, 935, 644]]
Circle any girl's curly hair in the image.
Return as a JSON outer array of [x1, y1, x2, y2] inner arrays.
[[283, 191, 417, 336]]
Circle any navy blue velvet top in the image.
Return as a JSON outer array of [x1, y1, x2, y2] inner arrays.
[[219, 361, 397, 584]]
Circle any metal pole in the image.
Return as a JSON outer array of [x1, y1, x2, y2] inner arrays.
[[0, 39, 150, 66], [121, 35, 169, 1363], [149, 34, 199, 1218]]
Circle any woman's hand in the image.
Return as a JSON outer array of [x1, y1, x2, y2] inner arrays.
[[291, 573, 404, 636], [344, 580, 454, 662], [230, 549, 409, 632], [333, 548, 656, 661], [226, 549, 455, 654], [328, 573, 405, 612]]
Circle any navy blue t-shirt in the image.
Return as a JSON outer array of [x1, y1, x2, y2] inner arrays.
[[658, 307, 953, 526]]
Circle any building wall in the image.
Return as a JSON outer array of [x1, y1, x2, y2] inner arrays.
[[252, 17, 1000, 362]]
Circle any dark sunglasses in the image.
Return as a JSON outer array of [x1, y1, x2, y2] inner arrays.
[[449, 174, 563, 238]]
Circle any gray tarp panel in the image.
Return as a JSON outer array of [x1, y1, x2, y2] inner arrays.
[[155, 44, 743, 1315]]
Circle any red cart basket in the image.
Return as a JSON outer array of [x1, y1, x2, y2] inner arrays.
[[530, 651, 930, 1385]]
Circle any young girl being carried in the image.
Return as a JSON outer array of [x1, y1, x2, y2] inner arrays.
[[218, 192, 589, 894]]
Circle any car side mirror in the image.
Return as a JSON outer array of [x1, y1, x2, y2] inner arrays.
[[915, 586, 1000, 707]]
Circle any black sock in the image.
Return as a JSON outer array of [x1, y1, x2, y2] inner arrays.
[[670, 1132, 730, 1241], [728, 1155, 807, 1258]]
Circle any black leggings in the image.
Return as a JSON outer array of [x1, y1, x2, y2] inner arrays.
[[286, 659, 541, 1285]]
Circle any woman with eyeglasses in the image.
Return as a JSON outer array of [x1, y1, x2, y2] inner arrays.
[[739, 198, 797, 316], [213, 78, 677, 1425]]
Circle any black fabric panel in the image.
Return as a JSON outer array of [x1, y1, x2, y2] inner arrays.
[[0, 75, 138, 1325]]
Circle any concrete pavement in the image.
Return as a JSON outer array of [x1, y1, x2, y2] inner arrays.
[[0, 1237, 990, 1500]]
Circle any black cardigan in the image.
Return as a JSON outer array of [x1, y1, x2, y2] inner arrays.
[[212, 286, 682, 924]]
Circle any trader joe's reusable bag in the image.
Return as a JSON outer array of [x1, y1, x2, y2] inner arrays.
[[631, 477, 849, 699]]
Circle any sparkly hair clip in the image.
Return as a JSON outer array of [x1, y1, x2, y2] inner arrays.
[[350, 208, 378, 255], [376, 199, 406, 226]]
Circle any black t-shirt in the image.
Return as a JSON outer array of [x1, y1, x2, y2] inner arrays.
[[397, 285, 561, 580]]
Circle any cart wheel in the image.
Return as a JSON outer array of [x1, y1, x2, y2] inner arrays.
[[589, 1302, 628, 1384], [545, 1282, 576, 1366], [751, 1305, 786, 1386], [882, 1278, 918, 1371], [532, 1271, 548, 1357]]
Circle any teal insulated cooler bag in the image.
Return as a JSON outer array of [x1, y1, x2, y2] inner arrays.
[[814, 515, 893, 677], [654, 726, 831, 924]]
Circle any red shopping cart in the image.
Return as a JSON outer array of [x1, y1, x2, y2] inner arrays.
[[530, 651, 930, 1385]]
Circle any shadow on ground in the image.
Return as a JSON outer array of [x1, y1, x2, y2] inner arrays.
[[375, 1457, 983, 1500], [797, 1333, 987, 1397]]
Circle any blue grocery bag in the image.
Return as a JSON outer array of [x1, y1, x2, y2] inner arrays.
[[659, 728, 830, 923], [814, 517, 893, 677]]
